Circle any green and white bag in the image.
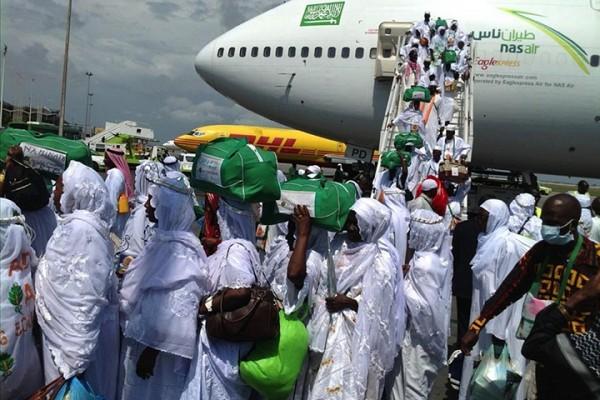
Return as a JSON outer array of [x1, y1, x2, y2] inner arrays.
[[261, 176, 357, 231], [402, 86, 432, 103], [191, 137, 281, 202]]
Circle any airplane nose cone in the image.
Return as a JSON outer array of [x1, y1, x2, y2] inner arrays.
[[194, 42, 214, 84]]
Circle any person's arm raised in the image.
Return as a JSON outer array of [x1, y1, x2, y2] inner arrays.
[[287, 205, 311, 289]]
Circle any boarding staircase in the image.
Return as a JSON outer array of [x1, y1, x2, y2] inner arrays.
[[372, 25, 476, 193], [85, 120, 154, 152]]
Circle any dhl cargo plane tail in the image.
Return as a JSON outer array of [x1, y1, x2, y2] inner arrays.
[[174, 124, 378, 166]]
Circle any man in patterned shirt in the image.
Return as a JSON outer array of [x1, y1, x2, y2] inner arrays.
[[461, 194, 600, 396]]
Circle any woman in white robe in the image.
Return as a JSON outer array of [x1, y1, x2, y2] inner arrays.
[[0, 198, 43, 399], [458, 199, 534, 400], [508, 193, 542, 241], [401, 209, 451, 400], [35, 161, 120, 399], [119, 171, 209, 400], [307, 198, 398, 400], [118, 161, 163, 259], [182, 238, 264, 400]]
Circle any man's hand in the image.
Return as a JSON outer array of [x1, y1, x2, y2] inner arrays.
[[460, 328, 480, 355], [326, 294, 358, 313], [136, 347, 159, 380], [293, 205, 311, 239]]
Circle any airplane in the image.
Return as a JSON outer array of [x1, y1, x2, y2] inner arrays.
[[193, 0, 600, 178], [174, 124, 375, 166]]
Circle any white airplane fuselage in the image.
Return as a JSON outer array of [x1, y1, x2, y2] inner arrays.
[[194, 0, 600, 177]]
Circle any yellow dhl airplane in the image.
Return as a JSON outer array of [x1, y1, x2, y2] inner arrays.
[[174, 124, 379, 166]]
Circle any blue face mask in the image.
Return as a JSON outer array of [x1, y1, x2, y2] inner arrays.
[[541, 219, 574, 245]]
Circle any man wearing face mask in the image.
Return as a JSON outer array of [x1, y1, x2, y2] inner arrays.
[[461, 194, 600, 399]]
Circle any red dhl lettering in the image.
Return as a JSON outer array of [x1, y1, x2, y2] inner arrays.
[[227, 135, 302, 153]]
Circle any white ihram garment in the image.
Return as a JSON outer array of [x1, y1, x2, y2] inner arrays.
[[119, 171, 208, 400], [181, 239, 263, 400], [36, 161, 119, 400], [217, 197, 256, 243], [508, 193, 542, 241], [0, 199, 43, 400], [307, 199, 397, 400], [459, 199, 534, 400], [400, 210, 451, 400]]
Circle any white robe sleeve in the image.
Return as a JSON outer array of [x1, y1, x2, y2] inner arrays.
[[105, 169, 125, 207], [282, 250, 321, 314], [123, 281, 203, 359]]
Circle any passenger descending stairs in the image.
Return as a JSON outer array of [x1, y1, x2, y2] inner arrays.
[[373, 35, 476, 184]]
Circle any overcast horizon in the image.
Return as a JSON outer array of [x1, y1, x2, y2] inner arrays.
[[2, 0, 283, 142]]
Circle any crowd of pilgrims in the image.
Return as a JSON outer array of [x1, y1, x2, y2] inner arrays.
[[1, 12, 600, 400]]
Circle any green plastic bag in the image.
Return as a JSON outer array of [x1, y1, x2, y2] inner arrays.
[[0, 128, 92, 176], [191, 137, 281, 202], [394, 132, 424, 151], [261, 176, 357, 231], [402, 86, 431, 103], [240, 310, 309, 400], [468, 344, 522, 400], [443, 50, 457, 64]]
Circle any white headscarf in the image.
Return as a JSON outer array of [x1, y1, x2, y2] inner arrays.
[[36, 161, 117, 379], [1, 199, 43, 398], [118, 161, 164, 258], [217, 197, 256, 242], [120, 171, 208, 358], [508, 193, 542, 240]]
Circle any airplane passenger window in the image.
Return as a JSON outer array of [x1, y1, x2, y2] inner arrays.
[[251, 47, 259, 57], [217, 48, 224, 58], [276, 46, 283, 57], [341, 47, 350, 58], [264, 47, 271, 57], [369, 47, 377, 59], [328, 47, 336, 58], [301, 47, 309, 57], [240, 47, 247, 57], [228, 47, 235, 57], [314, 47, 322, 58], [288, 47, 296, 57], [591, 55, 599, 67], [355, 48, 364, 58]]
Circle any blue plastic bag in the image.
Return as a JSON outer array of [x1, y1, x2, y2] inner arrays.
[[55, 377, 104, 400]]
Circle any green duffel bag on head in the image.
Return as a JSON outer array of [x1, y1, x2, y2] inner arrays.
[[261, 176, 357, 231], [402, 86, 431, 103], [380, 150, 402, 170], [191, 137, 281, 202], [394, 132, 424, 151], [442, 50, 457, 64], [435, 17, 448, 29], [240, 309, 309, 400]]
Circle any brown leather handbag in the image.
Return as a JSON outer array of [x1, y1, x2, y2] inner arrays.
[[27, 376, 65, 400], [205, 244, 280, 342]]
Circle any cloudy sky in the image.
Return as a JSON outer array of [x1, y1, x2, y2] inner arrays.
[[3, 0, 283, 142]]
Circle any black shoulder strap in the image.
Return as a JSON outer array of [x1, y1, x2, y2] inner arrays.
[[517, 216, 532, 235]]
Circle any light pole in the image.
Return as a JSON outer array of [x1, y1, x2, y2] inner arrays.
[[29, 77, 35, 121], [84, 71, 93, 135], [0, 44, 7, 128], [87, 93, 93, 137], [58, 0, 73, 136]]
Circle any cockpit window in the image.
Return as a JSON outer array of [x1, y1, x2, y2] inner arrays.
[[301, 47, 309, 58], [276, 46, 283, 57], [264, 47, 271, 57], [328, 47, 336, 58], [314, 47, 322, 58], [239, 47, 247, 57], [355, 47, 364, 58], [193, 131, 205, 136], [228, 47, 235, 57], [341, 47, 350, 58], [288, 47, 296, 57], [217, 48, 224, 58]]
